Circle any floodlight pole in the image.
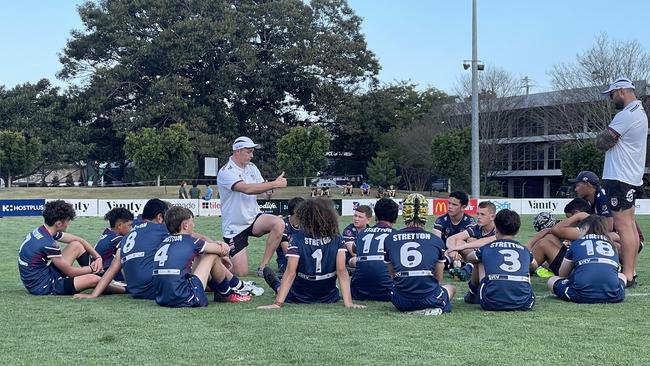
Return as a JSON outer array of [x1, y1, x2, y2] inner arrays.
[[470, 0, 480, 199]]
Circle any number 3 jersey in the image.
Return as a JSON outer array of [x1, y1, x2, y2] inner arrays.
[[285, 230, 346, 303], [383, 226, 446, 298], [119, 220, 169, 299], [153, 234, 206, 306], [474, 239, 534, 310], [565, 234, 621, 300]]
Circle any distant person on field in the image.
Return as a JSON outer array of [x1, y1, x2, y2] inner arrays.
[[548, 215, 626, 304], [595, 77, 648, 287], [310, 186, 318, 197], [360, 181, 370, 196], [344, 181, 353, 196], [203, 184, 214, 200], [189, 182, 201, 199], [217, 136, 287, 277], [178, 180, 189, 199], [18, 200, 121, 296], [153, 206, 252, 307], [258, 198, 365, 309], [464, 209, 537, 311], [383, 193, 455, 316], [350, 198, 399, 301], [387, 185, 396, 198]]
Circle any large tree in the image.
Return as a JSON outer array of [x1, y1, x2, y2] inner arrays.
[[0, 131, 41, 186], [59, 0, 378, 170], [0, 79, 91, 180], [123, 123, 195, 184], [276, 125, 330, 182], [430, 127, 471, 193]]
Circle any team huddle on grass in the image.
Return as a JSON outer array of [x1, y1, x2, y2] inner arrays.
[[17, 190, 632, 314]]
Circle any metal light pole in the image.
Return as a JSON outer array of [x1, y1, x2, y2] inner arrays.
[[470, 0, 480, 199]]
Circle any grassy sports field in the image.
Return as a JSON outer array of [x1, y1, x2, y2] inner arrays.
[[1, 214, 649, 365]]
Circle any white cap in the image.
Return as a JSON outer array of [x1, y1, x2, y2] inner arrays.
[[232, 136, 261, 150], [601, 77, 635, 94]]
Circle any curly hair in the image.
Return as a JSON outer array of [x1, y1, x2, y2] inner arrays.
[[43, 200, 76, 226], [295, 198, 340, 239]]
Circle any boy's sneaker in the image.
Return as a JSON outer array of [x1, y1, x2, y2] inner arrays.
[[464, 291, 480, 304], [235, 281, 265, 296], [263, 267, 281, 294], [256, 266, 266, 277], [535, 267, 554, 278], [406, 308, 443, 316], [214, 292, 252, 302], [626, 276, 638, 289]]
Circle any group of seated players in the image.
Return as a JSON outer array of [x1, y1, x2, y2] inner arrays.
[[18, 180, 638, 314]]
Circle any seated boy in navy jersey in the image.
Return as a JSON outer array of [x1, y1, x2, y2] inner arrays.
[[384, 193, 456, 316], [432, 191, 475, 273], [259, 198, 365, 309], [92, 207, 134, 281], [350, 198, 399, 301], [446, 201, 497, 280], [548, 215, 626, 304], [343, 205, 372, 266], [18, 200, 120, 296], [153, 206, 251, 307], [275, 197, 305, 274], [464, 209, 537, 311], [527, 198, 620, 277]]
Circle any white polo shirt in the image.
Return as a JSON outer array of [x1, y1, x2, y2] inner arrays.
[[603, 100, 649, 186], [217, 157, 264, 238]]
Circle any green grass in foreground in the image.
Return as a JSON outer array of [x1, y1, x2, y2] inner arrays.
[[1, 215, 649, 365]]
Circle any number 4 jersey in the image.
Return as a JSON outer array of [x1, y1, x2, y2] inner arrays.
[[475, 239, 535, 311], [153, 234, 206, 307]]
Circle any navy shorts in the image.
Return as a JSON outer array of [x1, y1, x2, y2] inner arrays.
[[553, 278, 625, 304], [479, 279, 535, 311], [49, 266, 77, 296], [391, 287, 451, 313]]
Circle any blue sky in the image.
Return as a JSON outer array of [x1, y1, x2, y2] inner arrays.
[[2, 0, 650, 94]]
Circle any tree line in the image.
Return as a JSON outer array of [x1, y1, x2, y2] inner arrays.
[[1, 1, 648, 193]]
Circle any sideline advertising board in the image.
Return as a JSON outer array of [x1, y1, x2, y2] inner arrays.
[[46, 199, 98, 217], [0, 199, 45, 217]]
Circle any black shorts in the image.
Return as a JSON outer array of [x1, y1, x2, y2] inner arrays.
[[602, 179, 640, 211], [224, 213, 264, 257], [549, 245, 568, 276]]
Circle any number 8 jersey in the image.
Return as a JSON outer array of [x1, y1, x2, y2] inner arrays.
[[285, 230, 346, 304]]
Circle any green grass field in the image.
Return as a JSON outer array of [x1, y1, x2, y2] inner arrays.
[[1, 215, 649, 365]]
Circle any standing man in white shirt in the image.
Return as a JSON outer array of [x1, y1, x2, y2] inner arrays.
[[218, 136, 287, 277], [596, 77, 648, 288]]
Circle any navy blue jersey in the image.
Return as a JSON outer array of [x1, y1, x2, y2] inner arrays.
[[342, 223, 364, 244], [277, 216, 299, 272], [384, 227, 446, 298], [119, 221, 168, 299], [95, 228, 123, 271], [17, 226, 64, 295], [153, 234, 206, 306], [351, 223, 394, 300], [434, 213, 476, 243], [285, 231, 346, 303], [565, 234, 621, 300], [592, 188, 612, 217], [475, 239, 534, 310], [465, 224, 496, 239]]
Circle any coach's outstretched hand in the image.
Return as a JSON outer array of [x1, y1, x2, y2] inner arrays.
[[274, 172, 287, 188]]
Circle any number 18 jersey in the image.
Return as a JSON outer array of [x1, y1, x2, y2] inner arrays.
[[566, 234, 621, 301]]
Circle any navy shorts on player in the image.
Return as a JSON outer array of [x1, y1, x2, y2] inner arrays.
[[391, 287, 451, 313], [479, 277, 535, 311], [553, 278, 625, 304], [47, 266, 78, 296], [156, 275, 208, 308]]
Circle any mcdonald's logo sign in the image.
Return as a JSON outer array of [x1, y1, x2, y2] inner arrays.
[[433, 199, 448, 215]]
